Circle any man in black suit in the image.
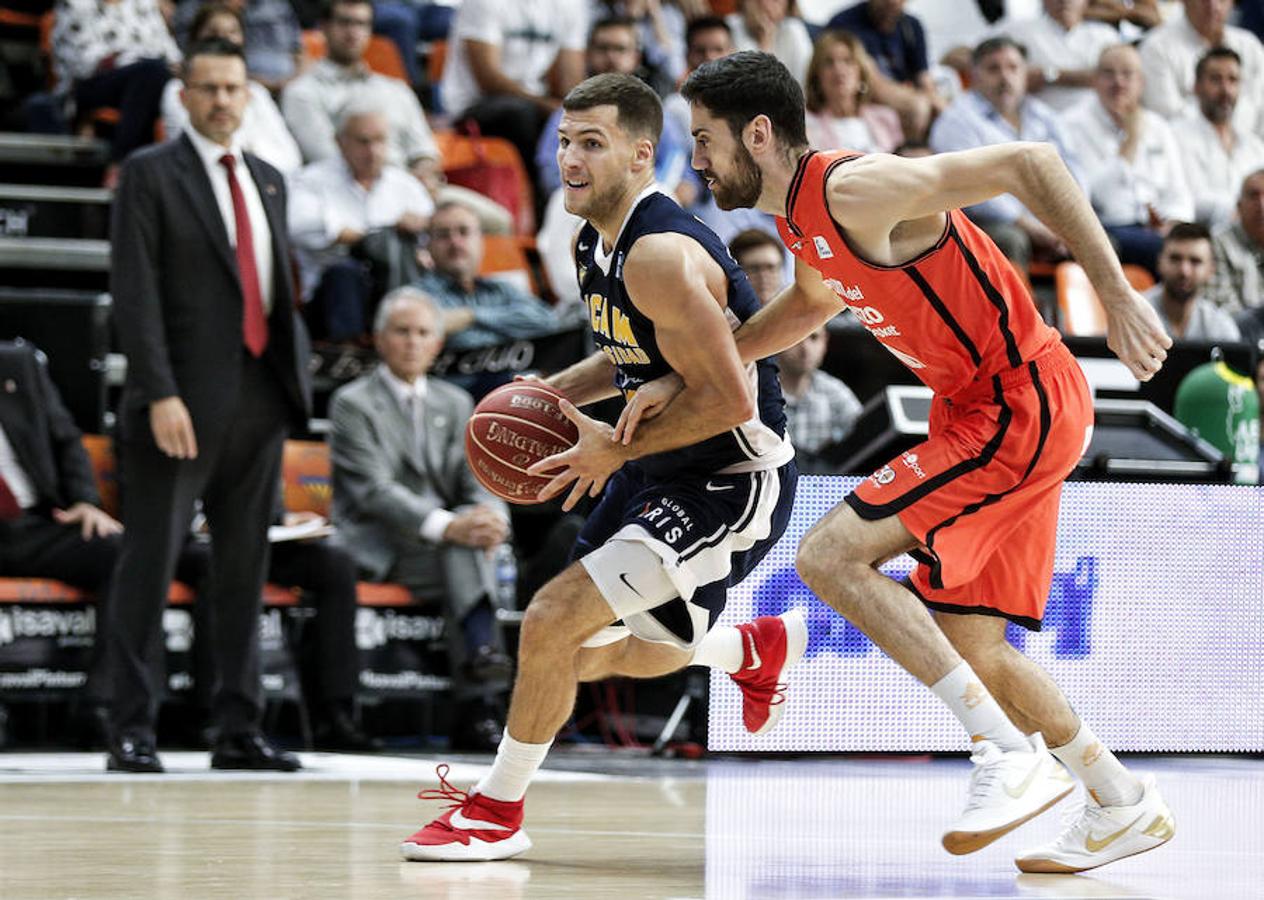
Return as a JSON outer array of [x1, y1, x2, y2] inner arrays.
[[105, 38, 312, 773], [0, 339, 122, 658]]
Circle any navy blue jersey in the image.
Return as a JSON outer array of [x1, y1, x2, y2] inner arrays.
[[575, 189, 793, 478]]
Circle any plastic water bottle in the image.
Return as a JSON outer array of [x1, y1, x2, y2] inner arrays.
[[493, 543, 518, 611]]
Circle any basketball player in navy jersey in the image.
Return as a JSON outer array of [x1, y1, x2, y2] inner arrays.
[[400, 73, 803, 862]]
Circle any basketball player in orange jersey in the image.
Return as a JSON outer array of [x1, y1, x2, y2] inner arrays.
[[618, 51, 1176, 874]]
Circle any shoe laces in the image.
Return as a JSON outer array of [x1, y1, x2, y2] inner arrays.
[[417, 763, 471, 812], [961, 741, 1010, 812], [738, 679, 788, 707]]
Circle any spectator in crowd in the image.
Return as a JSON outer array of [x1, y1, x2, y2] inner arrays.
[[995, 0, 1121, 112], [536, 18, 690, 196], [162, 2, 302, 175], [50, 0, 179, 176], [173, 0, 303, 93], [662, 16, 734, 142], [595, 0, 688, 93], [0, 341, 122, 741], [106, 39, 312, 773], [803, 29, 903, 153], [930, 35, 1081, 269], [418, 200, 562, 351], [1084, 0, 1160, 32], [1177, 46, 1264, 227], [1145, 222, 1240, 340], [1063, 43, 1193, 275], [778, 327, 863, 473], [329, 288, 513, 751], [729, 228, 787, 305], [439, 0, 588, 188], [289, 104, 434, 341], [726, 0, 814, 86], [826, 0, 946, 138], [1140, 0, 1264, 135], [1209, 168, 1264, 312], [176, 493, 381, 753]]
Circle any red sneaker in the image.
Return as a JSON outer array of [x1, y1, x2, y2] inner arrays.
[[728, 608, 807, 735], [400, 764, 532, 861]]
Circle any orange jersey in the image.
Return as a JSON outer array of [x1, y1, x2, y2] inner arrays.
[[776, 150, 1062, 398]]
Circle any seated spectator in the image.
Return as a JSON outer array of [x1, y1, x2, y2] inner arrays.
[[50, 0, 179, 175], [417, 200, 562, 351], [729, 228, 787, 305], [777, 327, 863, 473], [1208, 168, 1264, 312], [1140, 0, 1264, 136], [595, 0, 688, 92], [662, 16, 734, 145], [289, 104, 434, 341], [330, 288, 513, 751], [439, 0, 588, 189], [1084, 0, 1160, 33], [536, 18, 691, 197], [930, 35, 1082, 269], [1145, 222, 1240, 340], [803, 29, 903, 153], [174, 0, 302, 92], [726, 0, 814, 86], [1177, 46, 1264, 228], [995, 0, 1121, 112], [1063, 44, 1193, 275], [0, 341, 122, 738], [161, 2, 302, 175], [826, 0, 946, 138], [176, 496, 380, 753]]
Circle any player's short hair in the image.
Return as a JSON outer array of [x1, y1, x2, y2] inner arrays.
[[972, 35, 1027, 66], [373, 286, 444, 337], [183, 37, 246, 78], [1163, 222, 1212, 247], [1195, 45, 1242, 80], [562, 72, 662, 145], [729, 228, 784, 263], [681, 51, 809, 151]]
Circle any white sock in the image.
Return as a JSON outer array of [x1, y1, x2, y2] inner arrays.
[[930, 662, 1029, 752], [1049, 721, 1144, 807], [689, 625, 744, 673], [474, 732, 552, 803]]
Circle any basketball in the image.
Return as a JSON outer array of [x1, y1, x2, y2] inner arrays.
[[465, 382, 579, 504]]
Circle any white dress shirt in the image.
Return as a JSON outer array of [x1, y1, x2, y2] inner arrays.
[[287, 156, 434, 297], [995, 13, 1121, 111], [0, 423, 37, 510], [185, 124, 276, 314], [1175, 109, 1264, 228], [162, 80, 302, 176], [1139, 9, 1264, 137], [1061, 97, 1194, 226], [377, 368, 455, 543]]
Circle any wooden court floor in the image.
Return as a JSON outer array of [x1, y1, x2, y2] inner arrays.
[[0, 752, 1260, 899]]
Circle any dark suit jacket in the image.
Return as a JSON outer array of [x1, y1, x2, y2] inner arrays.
[[109, 133, 312, 440], [0, 340, 98, 511]]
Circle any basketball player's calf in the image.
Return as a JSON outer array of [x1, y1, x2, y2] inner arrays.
[[795, 502, 1072, 854], [936, 612, 1175, 873]]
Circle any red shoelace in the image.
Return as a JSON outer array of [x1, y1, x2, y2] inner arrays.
[[417, 763, 470, 811]]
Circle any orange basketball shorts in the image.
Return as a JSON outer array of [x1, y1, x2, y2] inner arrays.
[[846, 344, 1093, 630]]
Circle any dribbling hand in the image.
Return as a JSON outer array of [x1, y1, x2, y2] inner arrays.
[[528, 399, 623, 511]]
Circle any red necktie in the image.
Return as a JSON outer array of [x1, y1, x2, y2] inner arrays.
[[219, 153, 269, 357], [0, 471, 22, 520]]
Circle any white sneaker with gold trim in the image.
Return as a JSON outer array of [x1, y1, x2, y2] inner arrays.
[[1015, 775, 1174, 873], [942, 733, 1075, 855]]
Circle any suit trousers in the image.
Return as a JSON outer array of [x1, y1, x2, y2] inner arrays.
[[105, 354, 290, 743]]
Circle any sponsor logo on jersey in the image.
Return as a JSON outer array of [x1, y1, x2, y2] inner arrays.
[[870, 465, 896, 487], [901, 451, 926, 479], [812, 235, 834, 259]]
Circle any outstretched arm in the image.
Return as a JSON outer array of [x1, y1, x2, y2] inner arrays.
[[829, 144, 1170, 379]]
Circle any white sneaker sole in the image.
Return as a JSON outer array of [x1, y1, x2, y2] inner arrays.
[[750, 607, 808, 737], [1016, 814, 1175, 873], [399, 830, 532, 862], [943, 782, 1074, 856]]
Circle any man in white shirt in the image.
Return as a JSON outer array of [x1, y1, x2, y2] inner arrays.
[[996, 0, 1121, 111], [1063, 43, 1194, 274], [440, 0, 587, 193], [289, 104, 434, 341], [1209, 168, 1264, 311], [1144, 222, 1240, 340], [1139, 0, 1264, 136], [1177, 46, 1264, 227]]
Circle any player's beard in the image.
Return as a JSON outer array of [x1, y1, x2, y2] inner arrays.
[[566, 178, 625, 225], [712, 143, 763, 210]]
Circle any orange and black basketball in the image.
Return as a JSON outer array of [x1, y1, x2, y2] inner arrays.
[[465, 382, 579, 504]]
